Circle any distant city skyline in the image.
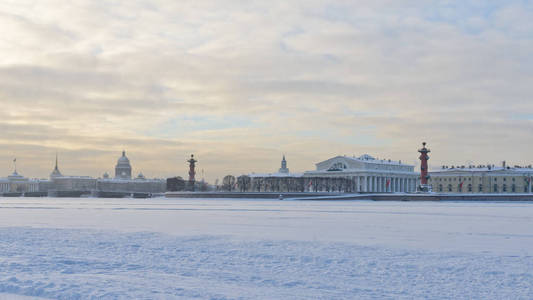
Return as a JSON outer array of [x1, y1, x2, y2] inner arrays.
[[1, 1, 532, 182]]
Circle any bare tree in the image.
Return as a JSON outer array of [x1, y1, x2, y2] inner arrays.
[[222, 175, 236, 191], [237, 175, 251, 192]]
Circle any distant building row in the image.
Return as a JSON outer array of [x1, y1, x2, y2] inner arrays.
[[428, 163, 533, 193], [233, 155, 533, 194], [235, 154, 419, 193], [0, 151, 165, 196]]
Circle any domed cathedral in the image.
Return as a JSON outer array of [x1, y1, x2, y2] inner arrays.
[[115, 150, 132, 179]]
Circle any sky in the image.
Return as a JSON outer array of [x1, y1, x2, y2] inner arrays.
[[1, 0, 532, 182]]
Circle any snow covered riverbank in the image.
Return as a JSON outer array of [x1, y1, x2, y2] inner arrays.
[[1, 198, 532, 299]]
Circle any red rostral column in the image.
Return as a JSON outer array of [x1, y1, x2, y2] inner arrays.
[[418, 142, 430, 186], [187, 154, 197, 187]]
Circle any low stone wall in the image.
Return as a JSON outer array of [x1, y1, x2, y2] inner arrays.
[[298, 193, 533, 201], [165, 192, 342, 199], [166, 192, 533, 201]]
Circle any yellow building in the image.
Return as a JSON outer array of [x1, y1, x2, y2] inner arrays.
[[429, 165, 533, 193]]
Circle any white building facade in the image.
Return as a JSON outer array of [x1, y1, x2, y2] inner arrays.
[[241, 154, 419, 193], [304, 155, 419, 193], [0, 171, 39, 194], [429, 165, 533, 193]]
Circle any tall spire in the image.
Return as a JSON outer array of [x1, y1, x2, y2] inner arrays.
[[50, 152, 62, 178], [54, 152, 59, 171], [279, 154, 289, 174]]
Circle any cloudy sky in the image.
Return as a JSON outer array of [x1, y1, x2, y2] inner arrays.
[[1, 0, 532, 181]]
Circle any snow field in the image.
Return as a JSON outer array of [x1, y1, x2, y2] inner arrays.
[[1, 227, 532, 299], [0, 198, 533, 299]]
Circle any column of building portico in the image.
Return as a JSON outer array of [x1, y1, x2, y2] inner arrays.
[[399, 178, 403, 192], [377, 177, 381, 193], [399, 178, 402, 192], [373, 176, 377, 192], [398, 178, 401, 192], [393, 178, 397, 192]]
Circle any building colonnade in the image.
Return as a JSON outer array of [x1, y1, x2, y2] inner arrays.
[[305, 175, 418, 193]]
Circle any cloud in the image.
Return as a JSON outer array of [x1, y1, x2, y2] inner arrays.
[[0, 0, 532, 181]]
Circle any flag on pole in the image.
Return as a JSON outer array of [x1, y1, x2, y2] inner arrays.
[[460, 181, 464, 188], [386, 179, 390, 187]]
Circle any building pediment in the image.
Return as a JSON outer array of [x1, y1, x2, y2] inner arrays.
[[316, 156, 361, 171]]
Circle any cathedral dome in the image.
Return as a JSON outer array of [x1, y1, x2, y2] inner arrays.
[[117, 151, 130, 165], [115, 150, 132, 179]]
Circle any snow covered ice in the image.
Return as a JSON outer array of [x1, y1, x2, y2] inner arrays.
[[0, 198, 532, 299]]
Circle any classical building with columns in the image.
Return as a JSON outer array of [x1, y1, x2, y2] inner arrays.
[[240, 154, 419, 193], [303, 154, 418, 193], [0, 170, 39, 194]]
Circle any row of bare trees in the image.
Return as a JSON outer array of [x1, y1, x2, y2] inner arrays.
[[217, 175, 354, 193]]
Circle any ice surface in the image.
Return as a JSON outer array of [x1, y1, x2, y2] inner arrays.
[[1, 198, 533, 299]]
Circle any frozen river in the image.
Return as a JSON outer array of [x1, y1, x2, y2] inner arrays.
[[1, 197, 532, 299]]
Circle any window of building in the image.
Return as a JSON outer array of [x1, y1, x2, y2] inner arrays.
[[478, 184, 483, 192], [503, 178, 506, 182], [503, 184, 507, 192], [468, 184, 472, 192], [512, 184, 516, 193], [458, 184, 462, 193], [494, 184, 498, 193], [512, 177, 515, 182], [525, 186, 529, 193], [448, 184, 452, 192], [439, 184, 443, 192]]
